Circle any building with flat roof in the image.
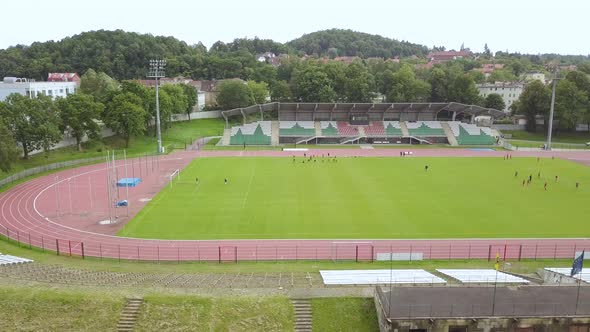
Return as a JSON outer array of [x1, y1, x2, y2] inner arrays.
[[477, 82, 524, 112], [0, 77, 77, 101], [375, 285, 590, 332]]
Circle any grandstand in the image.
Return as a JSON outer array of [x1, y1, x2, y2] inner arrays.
[[448, 121, 497, 145], [222, 102, 504, 146]]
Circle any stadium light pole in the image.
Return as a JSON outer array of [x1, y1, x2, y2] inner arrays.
[[148, 59, 166, 154], [545, 66, 560, 151]]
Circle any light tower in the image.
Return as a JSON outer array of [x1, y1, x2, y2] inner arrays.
[[147, 59, 166, 154], [545, 66, 558, 150]]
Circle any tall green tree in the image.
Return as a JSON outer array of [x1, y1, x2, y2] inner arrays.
[[447, 74, 482, 105], [79, 69, 119, 104], [385, 65, 430, 102], [554, 80, 588, 131], [178, 83, 198, 120], [428, 67, 448, 102], [483, 43, 491, 59], [56, 94, 104, 151], [247, 81, 269, 104], [565, 71, 590, 130], [0, 106, 19, 171], [161, 84, 188, 116], [121, 80, 151, 112], [104, 93, 147, 147], [216, 80, 254, 110], [292, 68, 337, 102], [270, 80, 292, 102], [487, 69, 517, 83], [484, 93, 506, 111], [2, 94, 61, 159], [514, 80, 551, 132], [342, 63, 374, 102]]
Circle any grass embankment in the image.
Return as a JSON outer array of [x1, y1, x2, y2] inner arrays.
[[135, 295, 293, 332], [503, 130, 590, 149], [0, 285, 294, 332], [0, 119, 225, 181], [312, 298, 379, 332], [119, 157, 590, 240], [0, 286, 123, 332]]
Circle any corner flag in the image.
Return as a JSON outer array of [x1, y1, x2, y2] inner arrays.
[[494, 252, 500, 271], [571, 251, 585, 277]]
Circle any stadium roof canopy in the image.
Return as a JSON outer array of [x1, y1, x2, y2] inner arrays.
[[221, 102, 506, 124]]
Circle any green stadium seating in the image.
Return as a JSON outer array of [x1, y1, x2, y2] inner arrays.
[[406, 122, 445, 136], [384, 122, 403, 136], [321, 122, 340, 136], [230, 122, 272, 145], [279, 121, 315, 136], [456, 126, 496, 145]]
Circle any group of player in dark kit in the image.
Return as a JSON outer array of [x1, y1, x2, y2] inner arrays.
[[293, 152, 338, 164], [512, 156, 580, 191]]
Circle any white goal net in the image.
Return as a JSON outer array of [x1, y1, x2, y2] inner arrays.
[[169, 169, 181, 187]]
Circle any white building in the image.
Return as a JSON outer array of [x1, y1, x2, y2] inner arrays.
[[477, 82, 524, 112], [524, 71, 546, 83], [197, 91, 206, 111], [0, 77, 77, 101]]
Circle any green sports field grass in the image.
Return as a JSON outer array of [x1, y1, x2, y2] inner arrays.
[[118, 157, 590, 240]]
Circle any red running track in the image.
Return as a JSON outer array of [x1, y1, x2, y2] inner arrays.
[[1, 148, 590, 262]]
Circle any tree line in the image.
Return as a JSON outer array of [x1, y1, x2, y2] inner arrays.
[[0, 69, 197, 172], [513, 71, 590, 133], [2, 29, 588, 84]]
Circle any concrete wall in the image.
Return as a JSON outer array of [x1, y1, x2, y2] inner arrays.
[[494, 124, 526, 131], [29, 126, 115, 156], [389, 317, 590, 332], [170, 111, 222, 121]]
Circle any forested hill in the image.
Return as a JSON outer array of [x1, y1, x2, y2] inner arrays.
[[287, 29, 429, 58], [0, 29, 430, 81], [0, 30, 202, 81]]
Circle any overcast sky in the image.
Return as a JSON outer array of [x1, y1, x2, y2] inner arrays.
[[2, 0, 588, 55]]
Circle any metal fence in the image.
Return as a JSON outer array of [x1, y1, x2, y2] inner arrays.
[[387, 302, 590, 319], [1, 225, 589, 263], [0, 157, 104, 189]]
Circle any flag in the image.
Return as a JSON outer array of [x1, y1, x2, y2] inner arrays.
[[571, 251, 585, 277], [494, 251, 500, 271]]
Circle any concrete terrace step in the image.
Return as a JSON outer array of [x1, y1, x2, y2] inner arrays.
[[292, 298, 313, 332], [222, 128, 231, 146], [117, 298, 144, 332], [400, 121, 410, 136], [271, 121, 280, 146], [441, 121, 459, 146]]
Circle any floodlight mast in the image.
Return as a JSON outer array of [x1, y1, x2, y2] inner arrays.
[[546, 66, 559, 151], [147, 59, 166, 154]]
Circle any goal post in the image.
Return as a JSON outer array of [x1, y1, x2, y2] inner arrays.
[[169, 169, 180, 188]]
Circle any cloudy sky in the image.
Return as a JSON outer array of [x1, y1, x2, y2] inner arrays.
[[2, 0, 588, 55]]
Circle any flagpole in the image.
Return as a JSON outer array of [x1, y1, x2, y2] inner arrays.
[[571, 250, 585, 315], [492, 251, 500, 316], [492, 268, 498, 315], [575, 277, 581, 315]]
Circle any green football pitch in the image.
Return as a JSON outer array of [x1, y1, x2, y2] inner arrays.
[[117, 157, 590, 240]]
